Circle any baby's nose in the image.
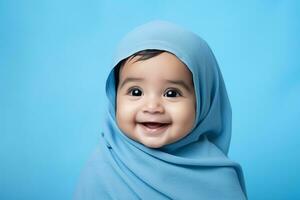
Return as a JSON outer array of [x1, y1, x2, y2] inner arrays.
[[142, 97, 165, 114]]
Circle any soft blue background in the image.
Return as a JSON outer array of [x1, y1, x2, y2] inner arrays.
[[1, 0, 299, 199]]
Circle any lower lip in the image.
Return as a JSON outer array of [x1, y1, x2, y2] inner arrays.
[[138, 123, 170, 135]]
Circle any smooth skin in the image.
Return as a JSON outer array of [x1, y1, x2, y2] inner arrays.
[[116, 52, 196, 148]]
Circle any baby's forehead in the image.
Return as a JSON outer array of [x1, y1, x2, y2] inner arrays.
[[116, 51, 194, 89]]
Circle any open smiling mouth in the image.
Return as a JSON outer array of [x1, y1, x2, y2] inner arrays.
[[138, 122, 171, 135]]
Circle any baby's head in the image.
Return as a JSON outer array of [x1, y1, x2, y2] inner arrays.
[[115, 49, 196, 148]]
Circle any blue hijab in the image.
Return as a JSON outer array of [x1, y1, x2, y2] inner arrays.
[[74, 20, 247, 200]]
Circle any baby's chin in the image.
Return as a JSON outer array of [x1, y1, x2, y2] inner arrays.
[[136, 136, 176, 149], [129, 134, 164, 148], [141, 141, 165, 149]]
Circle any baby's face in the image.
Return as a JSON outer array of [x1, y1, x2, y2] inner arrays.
[[116, 52, 196, 148]]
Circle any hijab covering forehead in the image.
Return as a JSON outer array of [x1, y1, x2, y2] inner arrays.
[[74, 20, 247, 200]]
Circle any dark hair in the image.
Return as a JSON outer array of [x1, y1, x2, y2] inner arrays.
[[114, 49, 166, 91]]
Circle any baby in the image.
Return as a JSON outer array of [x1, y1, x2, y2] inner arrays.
[[74, 21, 247, 200]]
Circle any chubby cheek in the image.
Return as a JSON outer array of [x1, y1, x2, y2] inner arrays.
[[168, 102, 195, 130], [116, 98, 137, 133]]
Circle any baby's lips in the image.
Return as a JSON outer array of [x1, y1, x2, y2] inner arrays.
[[137, 119, 171, 124], [139, 122, 171, 129]]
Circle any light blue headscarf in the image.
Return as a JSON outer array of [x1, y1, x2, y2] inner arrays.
[[74, 20, 247, 200]]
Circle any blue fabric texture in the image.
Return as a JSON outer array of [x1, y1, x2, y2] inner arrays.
[[74, 20, 247, 200]]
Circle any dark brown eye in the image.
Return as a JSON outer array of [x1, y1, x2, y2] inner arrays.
[[164, 89, 181, 98], [129, 88, 143, 96]]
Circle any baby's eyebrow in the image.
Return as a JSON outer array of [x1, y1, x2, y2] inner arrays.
[[119, 77, 144, 89], [165, 79, 192, 92]]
